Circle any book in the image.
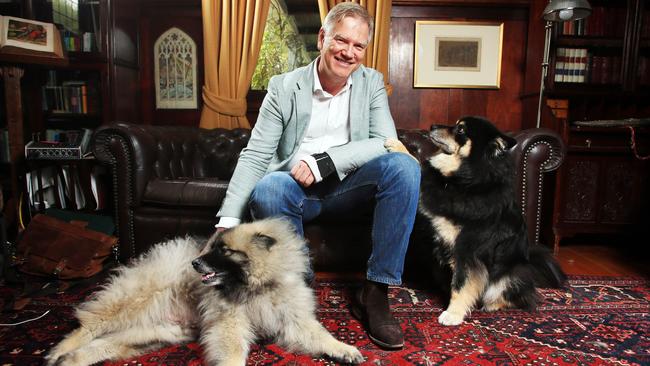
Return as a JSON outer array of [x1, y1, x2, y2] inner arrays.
[[598, 56, 611, 85], [576, 49, 588, 83], [590, 55, 602, 84], [566, 48, 577, 83], [0, 15, 54, 53], [42, 80, 90, 114], [82, 32, 95, 52], [554, 48, 567, 83], [0, 15, 65, 65]]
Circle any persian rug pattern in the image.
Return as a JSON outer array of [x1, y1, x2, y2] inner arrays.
[[0, 276, 648, 365]]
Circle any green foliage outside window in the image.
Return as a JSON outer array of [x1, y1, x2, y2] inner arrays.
[[53, 0, 79, 34], [251, 1, 312, 90]]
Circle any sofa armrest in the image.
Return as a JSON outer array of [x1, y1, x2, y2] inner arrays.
[[92, 122, 251, 261], [93, 123, 161, 207], [511, 127, 566, 246], [92, 123, 165, 261]]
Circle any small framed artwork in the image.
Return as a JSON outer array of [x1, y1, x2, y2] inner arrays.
[[154, 27, 198, 109], [414, 21, 504, 89]]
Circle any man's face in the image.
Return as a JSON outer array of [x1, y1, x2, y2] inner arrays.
[[317, 15, 369, 86]]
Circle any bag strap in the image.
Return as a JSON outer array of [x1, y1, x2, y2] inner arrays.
[[627, 126, 650, 160], [69, 220, 89, 229]]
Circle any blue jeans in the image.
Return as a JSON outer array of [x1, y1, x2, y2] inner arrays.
[[249, 153, 421, 285]]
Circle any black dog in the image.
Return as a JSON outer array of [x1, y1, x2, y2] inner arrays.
[[407, 116, 566, 326]]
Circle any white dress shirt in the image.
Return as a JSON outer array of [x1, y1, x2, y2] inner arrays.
[[217, 60, 352, 229], [288, 61, 351, 182]]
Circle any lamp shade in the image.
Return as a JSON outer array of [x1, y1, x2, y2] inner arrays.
[[543, 0, 592, 21]]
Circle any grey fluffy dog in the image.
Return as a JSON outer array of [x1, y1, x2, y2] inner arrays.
[[45, 218, 364, 365]]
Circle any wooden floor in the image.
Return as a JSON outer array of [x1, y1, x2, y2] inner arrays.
[[319, 240, 650, 281], [556, 243, 649, 278]]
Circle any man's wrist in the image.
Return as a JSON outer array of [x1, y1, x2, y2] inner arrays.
[[312, 152, 336, 180], [301, 155, 322, 182], [216, 217, 241, 229]]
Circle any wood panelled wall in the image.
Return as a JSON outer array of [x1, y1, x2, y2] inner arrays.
[[388, 2, 531, 132], [134, 0, 542, 132], [138, 0, 203, 126], [110, 0, 140, 124]]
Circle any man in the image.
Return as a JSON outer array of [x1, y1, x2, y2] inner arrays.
[[216, 3, 420, 349]]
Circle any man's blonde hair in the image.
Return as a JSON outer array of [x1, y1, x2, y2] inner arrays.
[[322, 2, 374, 44]]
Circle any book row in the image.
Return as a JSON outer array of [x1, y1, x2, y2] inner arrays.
[[556, 6, 631, 37], [553, 48, 627, 85], [42, 81, 97, 115], [637, 57, 650, 86], [61, 30, 97, 52]]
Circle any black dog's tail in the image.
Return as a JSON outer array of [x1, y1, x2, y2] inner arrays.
[[528, 246, 567, 288], [503, 246, 566, 311]]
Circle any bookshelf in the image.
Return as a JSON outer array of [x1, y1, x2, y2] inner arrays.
[[542, 0, 650, 251], [639, 4, 650, 88], [0, 0, 138, 241], [548, 0, 648, 95]]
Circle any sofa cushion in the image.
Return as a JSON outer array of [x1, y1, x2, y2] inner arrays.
[[143, 178, 229, 207]]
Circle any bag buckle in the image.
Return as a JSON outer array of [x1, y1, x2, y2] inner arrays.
[[53, 259, 67, 276]]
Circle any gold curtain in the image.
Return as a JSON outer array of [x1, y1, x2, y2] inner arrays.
[[200, 0, 271, 129], [317, 0, 392, 95]]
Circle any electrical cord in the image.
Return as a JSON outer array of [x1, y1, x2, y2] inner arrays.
[[0, 309, 51, 326]]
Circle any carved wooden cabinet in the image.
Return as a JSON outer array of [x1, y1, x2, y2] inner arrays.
[[551, 122, 650, 251]]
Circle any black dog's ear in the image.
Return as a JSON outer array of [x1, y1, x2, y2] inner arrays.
[[252, 233, 276, 250], [491, 135, 517, 157], [503, 134, 517, 149]]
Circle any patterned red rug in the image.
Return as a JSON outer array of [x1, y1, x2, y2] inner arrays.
[[1, 276, 648, 365]]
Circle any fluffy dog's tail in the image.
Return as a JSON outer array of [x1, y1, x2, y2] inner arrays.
[[528, 246, 567, 288]]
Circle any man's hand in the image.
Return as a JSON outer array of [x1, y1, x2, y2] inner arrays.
[[291, 160, 315, 187], [384, 138, 419, 163]]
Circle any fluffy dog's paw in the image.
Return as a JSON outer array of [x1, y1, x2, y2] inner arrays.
[[384, 139, 418, 163], [43, 354, 59, 366], [327, 344, 365, 364], [482, 301, 508, 312], [438, 310, 465, 326], [43, 350, 65, 366], [46, 352, 82, 366]]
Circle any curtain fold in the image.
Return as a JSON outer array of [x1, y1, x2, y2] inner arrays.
[[200, 0, 271, 129], [317, 0, 393, 95]]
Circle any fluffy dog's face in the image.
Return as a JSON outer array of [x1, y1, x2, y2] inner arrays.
[[427, 116, 517, 176], [191, 227, 276, 289]]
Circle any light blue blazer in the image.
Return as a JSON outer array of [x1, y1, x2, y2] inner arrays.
[[217, 59, 397, 220]]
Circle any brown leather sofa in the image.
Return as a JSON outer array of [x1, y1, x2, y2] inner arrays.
[[92, 123, 565, 270]]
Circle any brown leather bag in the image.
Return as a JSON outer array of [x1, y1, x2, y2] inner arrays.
[[15, 214, 117, 279]]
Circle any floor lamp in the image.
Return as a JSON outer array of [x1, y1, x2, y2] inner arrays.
[[536, 0, 592, 128]]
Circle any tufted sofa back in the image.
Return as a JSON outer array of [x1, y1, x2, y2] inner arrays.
[[94, 123, 250, 207], [93, 122, 564, 263]]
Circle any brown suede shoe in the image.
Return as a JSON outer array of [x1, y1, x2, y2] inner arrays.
[[350, 280, 404, 349]]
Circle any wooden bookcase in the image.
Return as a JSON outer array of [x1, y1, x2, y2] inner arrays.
[[542, 0, 650, 252], [0, 0, 139, 238], [547, 0, 649, 93]]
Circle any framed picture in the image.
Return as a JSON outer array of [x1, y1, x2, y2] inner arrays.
[[154, 27, 198, 109], [414, 21, 503, 89]]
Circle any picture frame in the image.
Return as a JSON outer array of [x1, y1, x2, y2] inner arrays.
[[414, 21, 504, 89], [154, 27, 198, 109]]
